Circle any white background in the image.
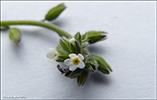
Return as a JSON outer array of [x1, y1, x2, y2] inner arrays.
[[1, 1, 156, 99]]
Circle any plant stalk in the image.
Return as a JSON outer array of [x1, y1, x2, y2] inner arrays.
[[0, 20, 72, 38]]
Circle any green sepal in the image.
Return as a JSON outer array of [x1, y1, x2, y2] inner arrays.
[[82, 31, 107, 39], [45, 3, 66, 21], [74, 32, 82, 44], [81, 41, 88, 48], [81, 48, 89, 57], [77, 70, 89, 86], [88, 35, 107, 43], [68, 42, 78, 54], [91, 55, 112, 74], [56, 58, 64, 62], [98, 66, 109, 74], [58, 53, 69, 60], [60, 38, 71, 53], [75, 41, 81, 53], [82, 31, 107, 44], [86, 63, 94, 72], [57, 44, 66, 54], [65, 68, 82, 79], [81, 34, 89, 42], [9, 28, 21, 46]]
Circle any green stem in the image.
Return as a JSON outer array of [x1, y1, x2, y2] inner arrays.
[[1, 20, 72, 38]]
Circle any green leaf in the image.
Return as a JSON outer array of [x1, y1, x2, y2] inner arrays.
[[91, 55, 112, 74], [74, 32, 82, 44], [9, 28, 21, 46], [45, 3, 66, 21], [82, 31, 107, 44], [77, 70, 89, 86], [60, 38, 71, 53]]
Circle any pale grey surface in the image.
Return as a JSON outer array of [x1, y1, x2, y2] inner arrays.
[[1, 2, 156, 99]]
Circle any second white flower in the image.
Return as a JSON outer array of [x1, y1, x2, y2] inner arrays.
[[64, 53, 85, 71]]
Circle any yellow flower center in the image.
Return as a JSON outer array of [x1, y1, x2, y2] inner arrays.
[[54, 53, 57, 57], [73, 58, 80, 65]]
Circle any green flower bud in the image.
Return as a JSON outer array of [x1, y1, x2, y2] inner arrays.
[[91, 55, 112, 74], [45, 3, 66, 21], [82, 31, 107, 44], [69, 37, 77, 46], [81, 41, 88, 48], [8, 28, 21, 46], [60, 38, 71, 53], [68, 37, 81, 54], [74, 32, 82, 43], [85, 55, 98, 72]]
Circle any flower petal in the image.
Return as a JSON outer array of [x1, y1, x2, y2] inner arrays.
[[77, 61, 85, 69], [53, 56, 58, 60], [48, 58, 55, 63], [46, 52, 55, 59], [69, 65, 77, 71], [78, 54, 84, 60], [49, 48, 56, 52], [64, 59, 72, 66], [69, 53, 77, 59]]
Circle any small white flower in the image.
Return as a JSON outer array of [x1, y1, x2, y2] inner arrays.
[[46, 48, 58, 62], [69, 37, 76, 45], [64, 53, 85, 71]]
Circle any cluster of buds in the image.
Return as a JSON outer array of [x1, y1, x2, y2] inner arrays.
[[2, 2, 113, 86], [47, 31, 112, 86]]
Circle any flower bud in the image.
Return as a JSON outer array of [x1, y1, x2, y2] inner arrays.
[[74, 32, 82, 43], [85, 56, 98, 72], [91, 55, 112, 74], [45, 3, 66, 21], [69, 37, 76, 46], [82, 31, 107, 44], [60, 38, 71, 53], [8, 28, 21, 46], [81, 41, 88, 48]]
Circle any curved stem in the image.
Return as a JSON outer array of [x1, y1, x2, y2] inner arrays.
[[1, 20, 72, 38]]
